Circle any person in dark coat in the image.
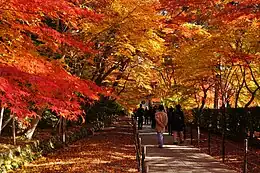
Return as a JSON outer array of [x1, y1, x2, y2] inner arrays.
[[144, 107, 149, 125], [172, 104, 185, 144], [136, 104, 144, 130], [167, 106, 174, 135], [133, 108, 138, 121], [151, 105, 157, 129]]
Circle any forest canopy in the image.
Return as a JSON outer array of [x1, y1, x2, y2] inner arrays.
[[0, 0, 259, 119]]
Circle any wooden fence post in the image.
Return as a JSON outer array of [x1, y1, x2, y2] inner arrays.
[[196, 111, 201, 147], [190, 123, 193, 145], [208, 114, 211, 155], [197, 124, 200, 147], [243, 138, 248, 173], [221, 108, 226, 163], [208, 124, 211, 155], [141, 146, 145, 173]]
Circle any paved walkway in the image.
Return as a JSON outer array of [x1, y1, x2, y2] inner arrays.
[[139, 124, 237, 173]]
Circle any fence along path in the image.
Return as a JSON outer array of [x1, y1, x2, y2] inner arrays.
[[138, 124, 237, 173]]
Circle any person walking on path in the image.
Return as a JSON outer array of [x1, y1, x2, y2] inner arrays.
[[167, 106, 174, 136], [137, 104, 144, 130], [144, 107, 149, 125], [172, 104, 185, 144], [151, 105, 157, 129], [155, 105, 168, 148]]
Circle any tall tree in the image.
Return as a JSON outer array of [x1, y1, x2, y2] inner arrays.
[[65, 0, 165, 86]]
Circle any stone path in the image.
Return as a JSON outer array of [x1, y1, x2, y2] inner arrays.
[[139, 124, 237, 173]]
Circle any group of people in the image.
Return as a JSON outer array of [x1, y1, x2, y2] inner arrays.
[[133, 104, 185, 148]]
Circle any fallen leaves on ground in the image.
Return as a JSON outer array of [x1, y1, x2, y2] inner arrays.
[[9, 117, 138, 173]]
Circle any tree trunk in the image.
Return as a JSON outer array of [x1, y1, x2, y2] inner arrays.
[[198, 86, 209, 115], [24, 116, 40, 139], [58, 117, 62, 134], [0, 107, 4, 135], [62, 117, 66, 143], [1, 115, 13, 132], [13, 117, 16, 145], [214, 86, 219, 109], [235, 66, 245, 108], [245, 89, 258, 108], [235, 84, 243, 108]]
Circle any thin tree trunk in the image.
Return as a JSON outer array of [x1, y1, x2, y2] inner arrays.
[[53, 118, 61, 134], [95, 64, 119, 85], [25, 116, 40, 139], [0, 107, 4, 135], [214, 85, 219, 109], [235, 66, 245, 108], [13, 117, 16, 145], [58, 117, 62, 134], [244, 61, 260, 108], [235, 83, 244, 108], [80, 115, 85, 125], [1, 115, 13, 132], [245, 89, 258, 108], [62, 117, 66, 143]]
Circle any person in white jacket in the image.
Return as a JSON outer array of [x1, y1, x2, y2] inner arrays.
[[155, 105, 168, 148]]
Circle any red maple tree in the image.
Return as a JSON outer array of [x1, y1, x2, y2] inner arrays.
[[0, 0, 104, 119]]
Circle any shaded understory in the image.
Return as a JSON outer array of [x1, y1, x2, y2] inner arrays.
[[9, 117, 138, 173]]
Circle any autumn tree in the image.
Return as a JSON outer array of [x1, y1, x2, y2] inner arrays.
[[60, 0, 167, 109], [157, 0, 259, 108], [0, 0, 103, 138], [65, 0, 164, 80]]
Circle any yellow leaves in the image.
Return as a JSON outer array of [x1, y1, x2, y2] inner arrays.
[[123, 43, 136, 53], [180, 23, 211, 39], [150, 39, 162, 49], [114, 59, 159, 107], [162, 28, 175, 34], [182, 23, 202, 29], [111, 0, 136, 16], [139, 39, 164, 57], [136, 30, 166, 57], [116, 42, 136, 57]]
